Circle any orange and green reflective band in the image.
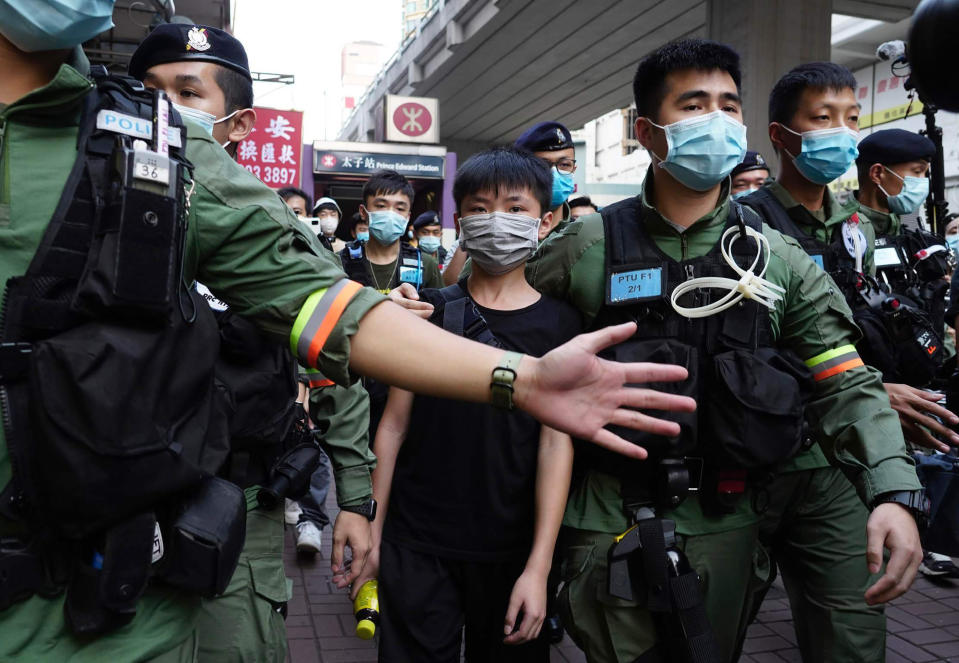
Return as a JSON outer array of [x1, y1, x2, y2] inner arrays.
[[290, 279, 363, 368], [804, 344, 864, 382], [301, 368, 335, 389]]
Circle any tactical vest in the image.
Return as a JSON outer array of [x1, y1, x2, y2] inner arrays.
[[741, 186, 862, 304], [196, 284, 300, 489], [339, 239, 425, 291], [579, 197, 812, 495], [0, 71, 244, 630]]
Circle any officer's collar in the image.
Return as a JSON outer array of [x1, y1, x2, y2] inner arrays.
[[639, 166, 731, 235]]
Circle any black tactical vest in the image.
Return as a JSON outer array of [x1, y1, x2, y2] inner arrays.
[[578, 197, 812, 484], [0, 70, 229, 539], [339, 239, 425, 290], [741, 186, 862, 303]]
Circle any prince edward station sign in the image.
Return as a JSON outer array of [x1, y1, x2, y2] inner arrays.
[[313, 142, 447, 180]]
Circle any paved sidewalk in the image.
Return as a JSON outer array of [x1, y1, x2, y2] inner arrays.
[[284, 492, 959, 662]]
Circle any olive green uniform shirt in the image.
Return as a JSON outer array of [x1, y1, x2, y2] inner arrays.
[[367, 251, 443, 294], [527, 173, 920, 536]]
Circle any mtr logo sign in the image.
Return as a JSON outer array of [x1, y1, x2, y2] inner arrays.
[[385, 95, 439, 144]]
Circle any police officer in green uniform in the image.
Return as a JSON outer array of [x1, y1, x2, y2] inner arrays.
[[734, 62, 943, 661], [528, 39, 923, 663], [127, 24, 380, 661], [0, 8, 697, 660]]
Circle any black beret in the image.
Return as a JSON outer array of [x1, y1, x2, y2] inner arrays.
[[514, 121, 573, 152], [129, 24, 251, 81], [412, 211, 441, 230], [856, 129, 935, 167], [731, 151, 769, 178]]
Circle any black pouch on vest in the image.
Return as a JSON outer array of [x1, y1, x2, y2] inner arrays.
[[600, 338, 699, 458], [19, 290, 228, 539], [703, 347, 812, 468], [158, 476, 246, 597], [895, 308, 944, 387], [74, 109, 185, 324], [853, 307, 899, 381], [64, 512, 155, 635]]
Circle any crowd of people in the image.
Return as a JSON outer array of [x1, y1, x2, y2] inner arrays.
[[1, 2, 958, 663]]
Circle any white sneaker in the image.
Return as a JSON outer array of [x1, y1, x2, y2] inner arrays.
[[295, 521, 322, 555], [284, 499, 303, 526]]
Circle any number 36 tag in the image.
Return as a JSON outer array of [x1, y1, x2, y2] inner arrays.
[[133, 150, 171, 185]]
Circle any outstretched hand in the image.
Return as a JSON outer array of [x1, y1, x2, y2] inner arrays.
[[515, 322, 696, 459]]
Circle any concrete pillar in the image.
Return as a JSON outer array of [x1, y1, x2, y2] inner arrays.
[[708, 0, 833, 173]]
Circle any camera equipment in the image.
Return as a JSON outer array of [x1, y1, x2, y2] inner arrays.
[[876, 35, 950, 235], [909, 0, 959, 113]]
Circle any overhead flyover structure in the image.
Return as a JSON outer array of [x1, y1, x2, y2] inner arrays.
[[340, 0, 921, 166]]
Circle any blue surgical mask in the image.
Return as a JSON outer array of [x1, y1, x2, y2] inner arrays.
[[781, 125, 859, 185], [947, 235, 959, 254], [0, 0, 114, 51], [356, 231, 370, 243], [417, 236, 441, 254], [172, 103, 238, 142], [732, 187, 759, 200], [550, 168, 575, 208], [648, 110, 747, 192], [881, 167, 929, 215], [367, 210, 408, 245]]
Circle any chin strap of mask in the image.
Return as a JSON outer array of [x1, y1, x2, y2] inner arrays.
[[670, 224, 784, 319]]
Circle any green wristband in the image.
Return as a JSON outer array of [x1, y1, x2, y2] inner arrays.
[[491, 351, 523, 410]]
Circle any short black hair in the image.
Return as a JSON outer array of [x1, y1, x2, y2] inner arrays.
[[214, 64, 254, 114], [632, 38, 741, 121], [568, 195, 596, 210], [453, 147, 552, 217], [363, 169, 414, 207], [278, 187, 311, 209], [768, 62, 857, 126]]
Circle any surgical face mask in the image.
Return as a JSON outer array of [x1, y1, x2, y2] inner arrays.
[[732, 187, 760, 200], [417, 235, 441, 254], [172, 103, 238, 138], [780, 125, 859, 185], [550, 168, 575, 208], [355, 231, 370, 243], [646, 110, 747, 192], [0, 0, 114, 51], [947, 235, 959, 254], [319, 217, 338, 236], [880, 167, 929, 215], [367, 209, 408, 245], [459, 211, 541, 275]]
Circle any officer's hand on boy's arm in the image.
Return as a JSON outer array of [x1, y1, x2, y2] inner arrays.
[[331, 511, 372, 588], [388, 283, 433, 319], [503, 567, 547, 645], [864, 503, 923, 605], [884, 383, 959, 452]]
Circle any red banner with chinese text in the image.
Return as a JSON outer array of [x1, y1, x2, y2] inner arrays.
[[236, 107, 304, 189]]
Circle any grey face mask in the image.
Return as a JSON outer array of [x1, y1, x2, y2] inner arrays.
[[459, 211, 541, 275]]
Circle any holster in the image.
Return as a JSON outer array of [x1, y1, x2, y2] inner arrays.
[[608, 511, 721, 663]]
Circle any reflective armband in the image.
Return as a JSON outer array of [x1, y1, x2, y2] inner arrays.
[[804, 344, 864, 382], [290, 279, 363, 368], [301, 367, 335, 389]]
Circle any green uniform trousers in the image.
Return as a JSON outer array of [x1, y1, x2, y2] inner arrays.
[[557, 469, 883, 663], [734, 466, 885, 663], [194, 492, 291, 662]]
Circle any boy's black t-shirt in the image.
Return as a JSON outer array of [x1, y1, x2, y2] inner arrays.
[[382, 282, 583, 561]]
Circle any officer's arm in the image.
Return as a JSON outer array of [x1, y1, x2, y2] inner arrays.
[[772, 240, 922, 505], [308, 378, 375, 508], [191, 166, 694, 455]]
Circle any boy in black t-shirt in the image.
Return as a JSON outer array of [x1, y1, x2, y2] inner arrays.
[[355, 148, 582, 662]]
